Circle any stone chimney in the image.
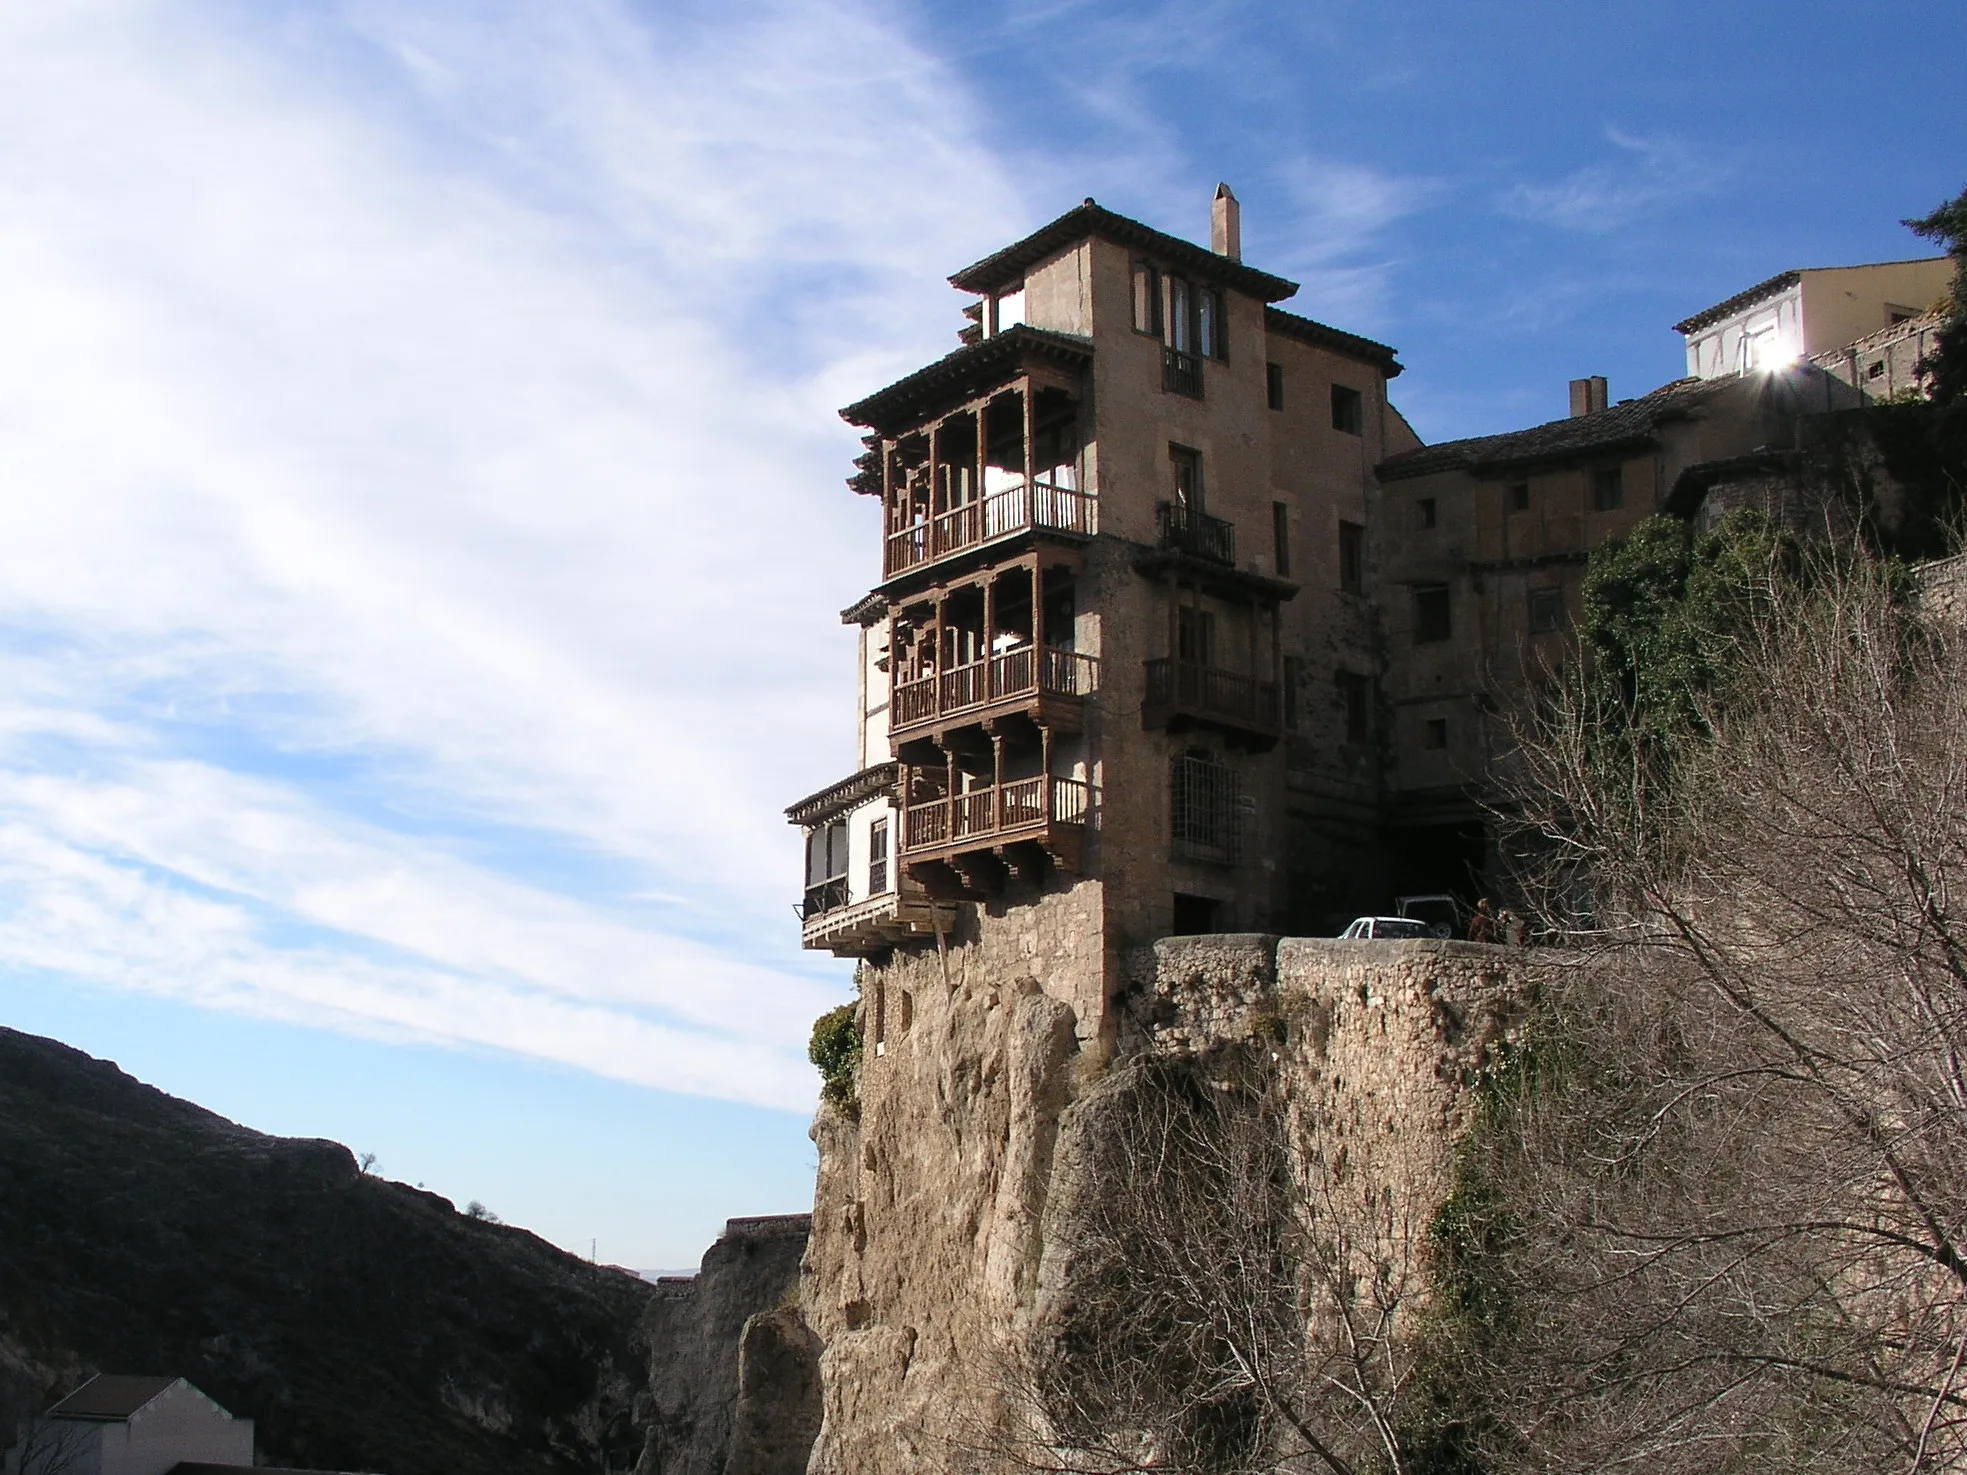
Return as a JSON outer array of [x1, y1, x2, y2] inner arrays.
[[1568, 376, 1608, 418], [1211, 183, 1241, 262]]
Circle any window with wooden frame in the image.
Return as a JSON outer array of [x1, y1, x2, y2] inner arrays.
[[1331, 384, 1364, 435], [1272, 501, 1292, 577], [1591, 465, 1624, 511], [1266, 361, 1284, 410], [1337, 670, 1371, 744], [867, 817, 890, 895], [1528, 587, 1565, 635], [1132, 259, 1161, 336]]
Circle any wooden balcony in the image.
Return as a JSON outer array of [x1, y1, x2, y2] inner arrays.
[[884, 479, 1094, 580], [800, 883, 956, 956], [891, 646, 1097, 743], [899, 774, 1091, 881], [1143, 658, 1282, 747]]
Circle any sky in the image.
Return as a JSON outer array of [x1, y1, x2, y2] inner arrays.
[[0, 0, 1960, 1270]]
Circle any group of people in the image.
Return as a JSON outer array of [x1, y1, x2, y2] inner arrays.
[[1465, 897, 1527, 946]]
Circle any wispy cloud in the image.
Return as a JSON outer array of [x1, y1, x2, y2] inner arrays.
[[0, 0, 1026, 1108], [1498, 127, 1730, 233], [1263, 156, 1439, 325]]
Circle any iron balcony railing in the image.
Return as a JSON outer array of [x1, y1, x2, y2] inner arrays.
[[1156, 501, 1236, 565], [892, 646, 1098, 732], [1163, 346, 1203, 397], [900, 775, 1092, 854], [1143, 658, 1281, 736], [884, 478, 1095, 579], [801, 876, 850, 920]]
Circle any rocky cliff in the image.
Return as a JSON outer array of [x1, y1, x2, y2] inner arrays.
[[0, 1026, 807, 1475], [802, 934, 1533, 1472]]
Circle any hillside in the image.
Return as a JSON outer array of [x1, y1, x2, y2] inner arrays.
[[0, 1026, 655, 1475]]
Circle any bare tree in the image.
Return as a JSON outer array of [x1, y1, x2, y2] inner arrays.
[[6, 1416, 95, 1475], [970, 1049, 1431, 1475], [1455, 545, 1967, 1473]]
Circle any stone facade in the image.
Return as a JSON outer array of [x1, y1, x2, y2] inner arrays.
[[802, 935, 1534, 1474]]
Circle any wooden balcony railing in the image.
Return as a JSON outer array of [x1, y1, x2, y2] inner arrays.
[[1156, 501, 1235, 565], [801, 876, 851, 920], [1163, 346, 1204, 397], [884, 479, 1095, 579], [900, 776, 1092, 854], [1143, 658, 1281, 739], [892, 646, 1098, 733]]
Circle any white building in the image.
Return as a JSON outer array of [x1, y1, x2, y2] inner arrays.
[[5, 1377, 251, 1475], [1676, 257, 1950, 379]]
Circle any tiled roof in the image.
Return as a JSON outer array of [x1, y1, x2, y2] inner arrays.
[[1673, 270, 1800, 335], [838, 325, 1092, 435], [786, 763, 897, 827], [948, 200, 1299, 304], [49, 1375, 180, 1421], [1377, 378, 1730, 481], [1264, 307, 1402, 376]]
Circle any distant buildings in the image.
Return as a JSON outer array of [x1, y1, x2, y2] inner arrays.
[[4, 1375, 374, 1475], [1675, 257, 1949, 379]]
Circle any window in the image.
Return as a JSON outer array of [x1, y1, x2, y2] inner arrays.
[[1331, 384, 1364, 435], [1509, 481, 1530, 512], [867, 817, 890, 895], [1424, 717, 1449, 750], [1337, 670, 1371, 744], [1339, 521, 1365, 595], [1169, 444, 1204, 511], [1197, 286, 1224, 360], [1416, 497, 1437, 531], [1528, 588, 1564, 635], [1868, 360, 1886, 380], [803, 820, 850, 917], [1272, 501, 1292, 577], [1172, 750, 1241, 864], [1131, 260, 1161, 335], [1414, 583, 1451, 643], [1266, 361, 1285, 411], [1591, 466, 1624, 511], [1177, 606, 1217, 666]]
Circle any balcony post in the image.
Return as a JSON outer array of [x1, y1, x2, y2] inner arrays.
[[1031, 557, 1044, 662], [976, 402, 988, 540], [1247, 592, 1258, 687], [1271, 603, 1284, 724], [992, 732, 1004, 834], [983, 574, 996, 699], [944, 748, 957, 845], [1021, 376, 1035, 491], [1041, 725, 1054, 823], [928, 420, 942, 559], [931, 590, 946, 723]]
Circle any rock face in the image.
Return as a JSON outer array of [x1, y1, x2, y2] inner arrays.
[[636, 1214, 819, 1475], [0, 1026, 807, 1475], [802, 935, 1533, 1474]]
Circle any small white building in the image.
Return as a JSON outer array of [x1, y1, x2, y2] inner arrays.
[[5, 1376, 252, 1475], [1675, 257, 1950, 380]]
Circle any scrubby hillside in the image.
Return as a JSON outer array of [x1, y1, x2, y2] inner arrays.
[[0, 1026, 653, 1475]]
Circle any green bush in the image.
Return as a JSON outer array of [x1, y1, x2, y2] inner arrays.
[[809, 1003, 862, 1115]]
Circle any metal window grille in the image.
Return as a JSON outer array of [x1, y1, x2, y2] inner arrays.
[[1171, 752, 1241, 865]]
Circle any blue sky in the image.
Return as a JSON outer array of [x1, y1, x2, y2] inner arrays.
[[0, 0, 1959, 1269]]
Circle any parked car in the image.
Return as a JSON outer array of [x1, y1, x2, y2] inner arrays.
[[1338, 915, 1437, 941], [1395, 892, 1461, 939]]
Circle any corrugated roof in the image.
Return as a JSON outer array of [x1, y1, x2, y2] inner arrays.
[[1264, 307, 1402, 376], [1377, 378, 1729, 481], [948, 200, 1299, 304], [49, 1375, 181, 1421], [838, 325, 1092, 434]]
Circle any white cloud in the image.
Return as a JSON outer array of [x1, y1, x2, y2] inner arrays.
[[1498, 127, 1729, 233], [0, 0, 1029, 1107]]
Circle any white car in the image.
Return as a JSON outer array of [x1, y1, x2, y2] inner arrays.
[[1339, 915, 1437, 941]]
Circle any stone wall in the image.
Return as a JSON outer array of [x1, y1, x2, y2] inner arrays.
[[1918, 551, 1967, 628], [637, 1214, 818, 1475], [801, 933, 1535, 1473]]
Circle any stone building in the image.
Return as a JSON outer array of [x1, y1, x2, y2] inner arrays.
[[1675, 256, 1950, 379], [785, 186, 1415, 1029], [1371, 362, 1862, 882]]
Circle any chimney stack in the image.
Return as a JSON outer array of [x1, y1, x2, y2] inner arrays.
[[1211, 183, 1241, 262], [1568, 376, 1608, 418]]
